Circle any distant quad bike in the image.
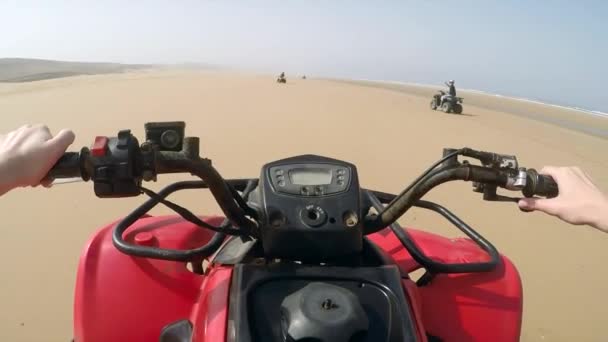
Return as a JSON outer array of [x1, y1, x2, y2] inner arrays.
[[431, 90, 464, 114], [277, 73, 287, 83]]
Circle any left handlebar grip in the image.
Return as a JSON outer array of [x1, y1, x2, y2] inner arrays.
[[46, 152, 82, 179]]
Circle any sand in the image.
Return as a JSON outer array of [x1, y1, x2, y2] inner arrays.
[[0, 70, 607, 341]]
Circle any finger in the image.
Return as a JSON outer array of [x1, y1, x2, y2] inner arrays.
[[577, 168, 598, 187], [32, 124, 53, 142], [44, 129, 75, 157], [36, 124, 52, 137], [539, 166, 570, 186], [518, 198, 536, 210], [12, 124, 34, 142], [3, 130, 18, 144], [539, 166, 560, 177], [569, 166, 588, 184], [571, 166, 585, 177]]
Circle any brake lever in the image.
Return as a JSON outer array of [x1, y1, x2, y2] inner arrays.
[[483, 194, 520, 203], [475, 183, 536, 214]]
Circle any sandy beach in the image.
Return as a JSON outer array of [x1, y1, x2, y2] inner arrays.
[[0, 70, 607, 341]]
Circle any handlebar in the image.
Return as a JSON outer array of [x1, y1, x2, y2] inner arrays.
[[46, 152, 84, 180], [365, 164, 506, 232], [48, 139, 558, 235], [364, 148, 559, 233], [46, 123, 558, 272], [46, 126, 257, 235]]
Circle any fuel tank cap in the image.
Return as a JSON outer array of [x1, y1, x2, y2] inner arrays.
[[280, 282, 369, 342]]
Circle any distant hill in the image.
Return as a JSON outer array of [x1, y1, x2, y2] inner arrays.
[[0, 58, 153, 82]]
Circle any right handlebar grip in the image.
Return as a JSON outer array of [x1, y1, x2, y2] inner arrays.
[[46, 152, 82, 179], [522, 169, 559, 198]]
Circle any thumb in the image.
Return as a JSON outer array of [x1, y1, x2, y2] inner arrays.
[[518, 197, 555, 214], [45, 129, 75, 159]]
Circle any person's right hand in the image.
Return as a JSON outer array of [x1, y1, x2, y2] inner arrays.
[[518, 166, 608, 233]]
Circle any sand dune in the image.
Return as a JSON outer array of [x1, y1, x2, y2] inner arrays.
[[0, 58, 153, 83], [0, 70, 607, 341]]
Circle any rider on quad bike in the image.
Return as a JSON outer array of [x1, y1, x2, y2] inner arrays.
[[444, 80, 456, 97], [430, 80, 464, 114]]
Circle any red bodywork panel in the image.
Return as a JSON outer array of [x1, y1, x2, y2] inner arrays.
[[74, 215, 522, 341], [368, 228, 523, 342], [74, 215, 226, 342]]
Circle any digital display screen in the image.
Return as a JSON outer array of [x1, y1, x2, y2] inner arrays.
[[289, 168, 333, 185]]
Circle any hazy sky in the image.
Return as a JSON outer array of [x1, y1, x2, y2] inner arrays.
[[2, 1, 607, 111]]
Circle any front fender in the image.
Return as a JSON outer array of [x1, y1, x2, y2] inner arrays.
[[73, 215, 223, 342], [369, 227, 522, 342]]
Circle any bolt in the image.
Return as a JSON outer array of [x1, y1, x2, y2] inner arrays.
[[140, 142, 152, 152], [321, 299, 339, 310], [134, 232, 156, 246], [343, 211, 358, 228]]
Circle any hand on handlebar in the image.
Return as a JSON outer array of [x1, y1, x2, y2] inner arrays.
[[518, 167, 608, 233], [0, 124, 75, 196]]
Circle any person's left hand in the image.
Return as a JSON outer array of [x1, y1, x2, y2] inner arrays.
[[0, 124, 75, 196]]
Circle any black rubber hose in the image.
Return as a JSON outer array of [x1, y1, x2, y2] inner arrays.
[[366, 191, 500, 273], [112, 179, 258, 261], [158, 157, 257, 234], [365, 164, 507, 233]]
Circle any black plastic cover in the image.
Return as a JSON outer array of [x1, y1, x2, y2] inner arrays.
[[159, 319, 192, 342], [144, 121, 185, 151], [255, 154, 363, 261], [92, 130, 142, 198]]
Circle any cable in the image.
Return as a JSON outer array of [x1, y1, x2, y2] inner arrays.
[[140, 187, 243, 235], [112, 179, 260, 261], [227, 180, 259, 219], [157, 156, 257, 234], [138, 178, 260, 235]]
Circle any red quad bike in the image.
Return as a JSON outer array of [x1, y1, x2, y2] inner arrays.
[[48, 122, 558, 342]]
